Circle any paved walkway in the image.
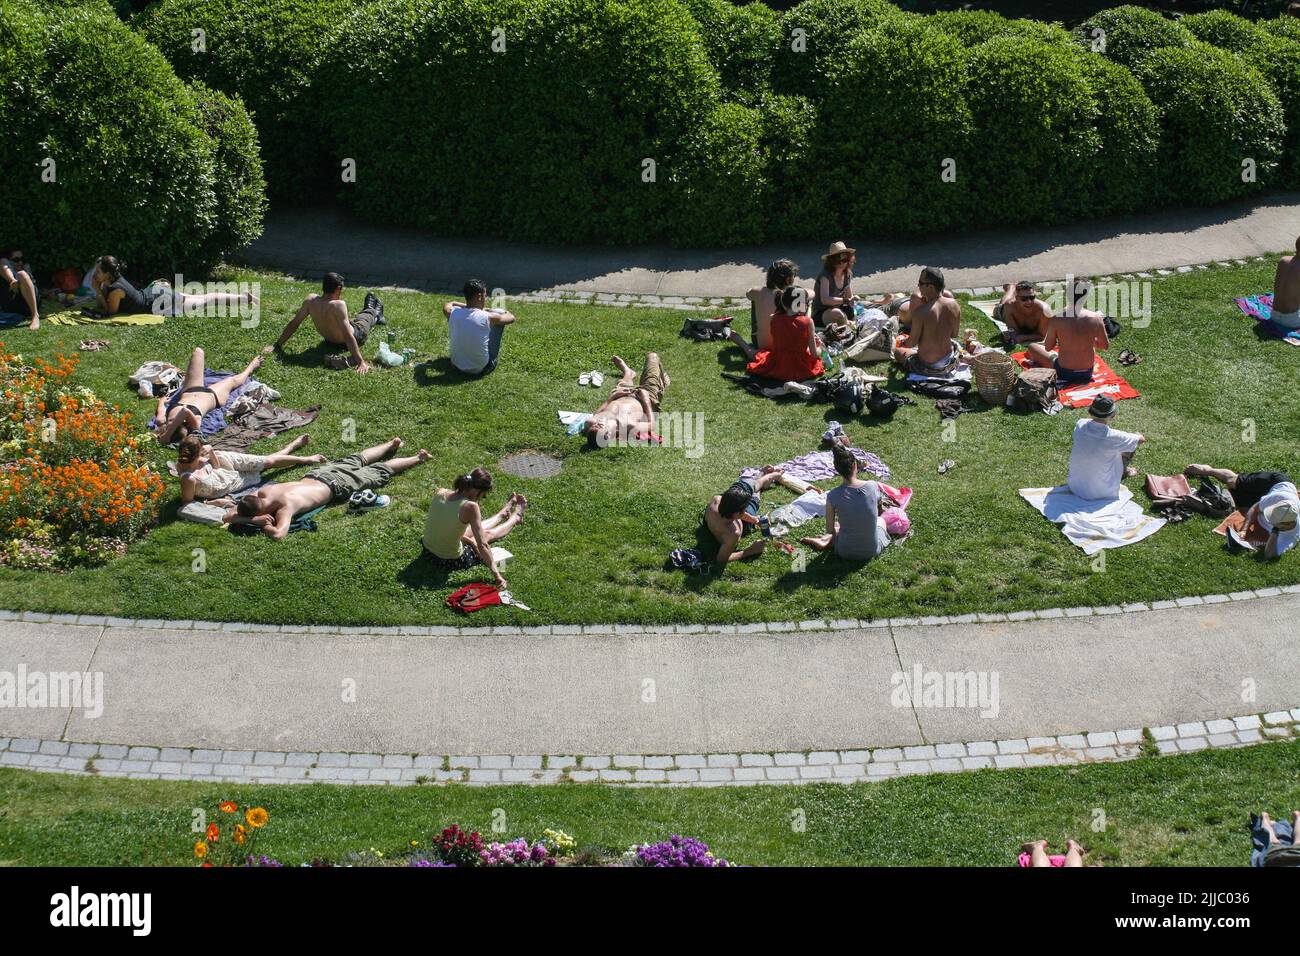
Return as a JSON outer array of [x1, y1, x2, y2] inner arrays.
[[2, 591, 1297, 777], [236, 193, 1300, 297]]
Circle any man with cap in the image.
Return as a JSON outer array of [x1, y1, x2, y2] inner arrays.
[[1184, 463, 1299, 559], [1066, 395, 1144, 500], [895, 266, 961, 374]]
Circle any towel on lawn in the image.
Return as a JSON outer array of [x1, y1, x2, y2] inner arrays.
[[151, 368, 254, 436], [557, 410, 592, 436], [768, 490, 827, 528], [1020, 485, 1165, 555], [44, 307, 164, 326], [208, 404, 320, 453], [1011, 352, 1139, 408], [741, 448, 890, 483], [1234, 294, 1300, 346], [1213, 509, 1270, 545]]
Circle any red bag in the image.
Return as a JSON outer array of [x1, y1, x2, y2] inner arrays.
[[446, 583, 502, 613], [51, 267, 81, 294]]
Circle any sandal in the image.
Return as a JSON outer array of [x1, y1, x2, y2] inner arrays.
[[1118, 349, 1142, 366], [938, 458, 956, 475], [590, 371, 604, 388], [578, 371, 591, 386]]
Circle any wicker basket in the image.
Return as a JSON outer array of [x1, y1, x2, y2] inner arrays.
[[970, 351, 1018, 405]]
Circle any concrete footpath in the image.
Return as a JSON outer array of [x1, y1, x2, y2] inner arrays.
[[236, 193, 1300, 298], [1, 592, 1297, 759]]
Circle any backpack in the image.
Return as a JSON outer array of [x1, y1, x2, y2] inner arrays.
[[833, 380, 866, 415], [844, 323, 896, 364], [908, 378, 971, 401], [866, 383, 911, 417], [1009, 368, 1058, 413], [1184, 478, 1233, 518], [680, 316, 734, 341]]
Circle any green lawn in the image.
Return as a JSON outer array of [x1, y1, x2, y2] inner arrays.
[[0, 261, 1295, 627], [2, 741, 1297, 865]]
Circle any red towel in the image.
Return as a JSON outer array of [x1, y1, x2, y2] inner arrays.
[[1011, 353, 1139, 408]]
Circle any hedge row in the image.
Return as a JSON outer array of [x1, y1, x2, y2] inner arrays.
[[0, 0, 264, 277]]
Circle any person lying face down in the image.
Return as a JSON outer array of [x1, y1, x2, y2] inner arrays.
[[581, 353, 670, 450]]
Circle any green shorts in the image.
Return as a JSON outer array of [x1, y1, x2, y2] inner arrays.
[[304, 454, 394, 504]]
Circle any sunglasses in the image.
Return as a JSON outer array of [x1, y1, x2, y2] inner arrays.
[[1017, 293, 1036, 301]]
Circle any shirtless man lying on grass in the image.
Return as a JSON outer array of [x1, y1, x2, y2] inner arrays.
[[580, 354, 669, 449], [264, 272, 384, 374], [1025, 276, 1108, 385], [223, 438, 429, 540]]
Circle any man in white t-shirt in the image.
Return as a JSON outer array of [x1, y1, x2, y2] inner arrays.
[[1066, 395, 1144, 500], [443, 278, 516, 375]]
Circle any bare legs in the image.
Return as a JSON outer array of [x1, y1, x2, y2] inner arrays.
[[800, 532, 832, 551], [359, 436, 432, 474], [10, 272, 39, 329], [182, 347, 207, 391], [1185, 464, 1238, 489], [177, 289, 258, 313], [612, 355, 636, 388], [260, 434, 325, 470], [208, 353, 264, 405], [464, 492, 527, 546], [1021, 839, 1085, 867], [1024, 342, 1056, 368], [727, 329, 759, 362]]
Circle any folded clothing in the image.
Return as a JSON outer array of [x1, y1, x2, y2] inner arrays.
[[1020, 485, 1165, 555]]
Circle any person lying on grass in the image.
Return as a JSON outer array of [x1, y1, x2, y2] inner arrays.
[[895, 266, 961, 375], [443, 278, 516, 376], [580, 353, 670, 450], [0, 245, 39, 329], [742, 286, 825, 383], [702, 466, 785, 569], [996, 279, 1051, 345], [223, 438, 429, 540], [1025, 275, 1108, 386], [421, 467, 526, 590], [1251, 811, 1300, 866], [1066, 395, 1144, 501], [1020, 839, 1086, 868], [799, 442, 895, 562], [1270, 235, 1300, 331], [90, 255, 255, 318], [264, 272, 382, 374], [154, 348, 263, 445], [1184, 463, 1298, 559], [175, 433, 325, 504]]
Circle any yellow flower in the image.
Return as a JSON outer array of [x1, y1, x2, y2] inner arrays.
[[234, 824, 248, 845], [245, 807, 268, 829], [193, 841, 207, 859]]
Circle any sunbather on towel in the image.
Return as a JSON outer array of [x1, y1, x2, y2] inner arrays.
[[421, 467, 526, 589], [1271, 235, 1300, 330], [1184, 463, 1298, 559], [996, 280, 1051, 345], [264, 272, 382, 374], [224, 438, 429, 540], [154, 348, 263, 445], [0, 245, 39, 329], [581, 353, 669, 450], [703, 466, 785, 568], [175, 433, 325, 504], [799, 442, 895, 561], [1066, 395, 1144, 500], [91, 255, 256, 318], [1025, 276, 1108, 385], [895, 267, 961, 374]]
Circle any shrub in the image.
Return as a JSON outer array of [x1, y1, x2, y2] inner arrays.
[[0, 347, 165, 570], [188, 82, 268, 263], [1134, 42, 1284, 204], [319, 0, 723, 245], [664, 103, 769, 246], [0, 0, 263, 277], [681, 0, 782, 104], [1263, 15, 1300, 45], [927, 9, 1072, 48], [962, 38, 1101, 227], [133, 0, 350, 202], [1181, 9, 1267, 51], [1072, 5, 1192, 69], [771, 0, 904, 97], [1077, 53, 1160, 216], [755, 93, 820, 238]]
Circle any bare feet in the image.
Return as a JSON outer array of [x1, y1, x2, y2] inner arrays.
[[28, 316, 39, 330], [1124, 466, 1138, 478], [389, 437, 404, 452], [612, 355, 632, 376], [1020, 840, 1048, 853], [307, 454, 326, 464], [287, 434, 310, 452], [247, 354, 263, 373], [416, 449, 431, 462], [1065, 839, 1084, 855]]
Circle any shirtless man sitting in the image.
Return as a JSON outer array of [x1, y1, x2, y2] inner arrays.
[[1025, 276, 1107, 385], [996, 280, 1051, 345], [1269, 235, 1300, 331], [580, 354, 669, 450], [264, 272, 383, 374], [895, 266, 961, 374], [703, 466, 785, 569], [223, 438, 429, 540]]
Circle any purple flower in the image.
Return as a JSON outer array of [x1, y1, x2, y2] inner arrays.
[[635, 836, 729, 867]]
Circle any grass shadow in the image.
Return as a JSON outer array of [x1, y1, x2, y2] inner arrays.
[[413, 356, 478, 388]]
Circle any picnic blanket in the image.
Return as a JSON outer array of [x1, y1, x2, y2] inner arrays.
[[150, 369, 252, 436], [741, 448, 890, 483], [1234, 294, 1300, 346], [1020, 485, 1165, 555], [1011, 353, 1139, 409], [208, 404, 320, 453], [43, 306, 164, 327]]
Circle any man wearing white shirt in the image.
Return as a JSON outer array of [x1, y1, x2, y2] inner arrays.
[[443, 279, 516, 375], [1066, 395, 1144, 500], [1185, 463, 1299, 559]]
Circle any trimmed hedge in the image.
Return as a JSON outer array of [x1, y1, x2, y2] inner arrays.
[[133, 0, 351, 202], [1134, 41, 1283, 204], [0, 0, 264, 276], [1072, 5, 1192, 69], [771, 0, 905, 97], [927, 9, 1072, 48], [681, 0, 782, 105], [1263, 15, 1300, 44], [1077, 52, 1160, 216]]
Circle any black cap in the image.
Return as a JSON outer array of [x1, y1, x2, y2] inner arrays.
[[1088, 395, 1117, 419]]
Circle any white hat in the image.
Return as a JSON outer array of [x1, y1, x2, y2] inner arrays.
[[1265, 500, 1299, 529], [821, 240, 856, 264]]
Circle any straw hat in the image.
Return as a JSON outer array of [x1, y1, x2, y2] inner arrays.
[[821, 240, 856, 264]]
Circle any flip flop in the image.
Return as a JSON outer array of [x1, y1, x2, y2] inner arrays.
[[590, 371, 604, 388], [1118, 349, 1142, 366], [938, 459, 956, 474], [578, 372, 591, 386]]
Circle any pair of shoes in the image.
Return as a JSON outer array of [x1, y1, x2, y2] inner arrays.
[[347, 489, 389, 513], [365, 292, 385, 326], [578, 370, 605, 387]]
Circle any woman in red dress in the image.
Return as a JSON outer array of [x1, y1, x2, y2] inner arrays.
[[746, 286, 825, 382]]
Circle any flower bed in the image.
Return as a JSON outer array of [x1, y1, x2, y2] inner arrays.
[[0, 346, 165, 570]]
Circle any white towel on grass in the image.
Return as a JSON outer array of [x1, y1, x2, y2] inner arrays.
[[1019, 485, 1165, 555]]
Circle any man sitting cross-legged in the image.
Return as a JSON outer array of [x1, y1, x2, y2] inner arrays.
[[1066, 395, 1144, 500], [1184, 463, 1298, 559], [580, 353, 669, 450], [996, 280, 1052, 345], [895, 266, 962, 374], [702, 466, 785, 569], [224, 438, 429, 540], [1025, 276, 1108, 386], [264, 272, 383, 374]]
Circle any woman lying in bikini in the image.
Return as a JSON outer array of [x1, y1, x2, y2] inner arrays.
[[154, 347, 263, 444]]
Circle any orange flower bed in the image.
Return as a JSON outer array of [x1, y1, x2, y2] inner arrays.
[[0, 344, 164, 569]]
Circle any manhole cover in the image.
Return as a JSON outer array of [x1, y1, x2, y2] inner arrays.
[[498, 450, 563, 479]]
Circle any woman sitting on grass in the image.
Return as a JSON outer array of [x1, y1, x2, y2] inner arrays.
[[154, 347, 263, 445], [744, 287, 825, 383], [421, 468, 526, 589], [175, 433, 325, 505], [799, 442, 894, 562]]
